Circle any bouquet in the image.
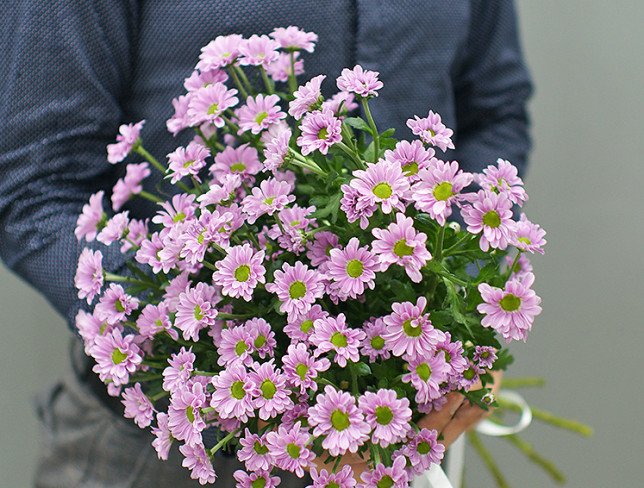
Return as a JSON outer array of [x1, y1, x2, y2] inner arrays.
[[73, 26, 562, 487]]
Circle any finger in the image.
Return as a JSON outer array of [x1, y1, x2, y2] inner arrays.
[[416, 392, 465, 433], [440, 403, 487, 447]]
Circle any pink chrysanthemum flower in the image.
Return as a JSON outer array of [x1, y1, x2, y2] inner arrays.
[[310, 313, 366, 368], [458, 360, 485, 390], [477, 272, 542, 342], [179, 208, 236, 264], [210, 362, 255, 422], [168, 381, 207, 446], [436, 332, 468, 376], [309, 465, 357, 488], [90, 328, 142, 386], [237, 430, 273, 472], [111, 162, 151, 210], [507, 253, 533, 281], [402, 353, 450, 403], [360, 456, 408, 488], [284, 304, 329, 344], [107, 120, 144, 164], [167, 141, 211, 184], [163, 272, 191, 312], [121, 383, 154, 428], [340, 184, 376, 230], [321, 91, 358, 117], [461, 190, 515, 251], [245, 317, 277, 359], [75, 248, 103, 304], [407, 110, 455, 152], [151, 412, 173, 460], [96, 211, 130, 245], [180, 443, 217, 485], [266, 261, 325, 317], [120, 218, 148, 253], [473, 346, 498, 369], [336, 65, 383, 98], [211, 144, 261, 183], [217, 325, 255, 367], [236, 94, 287, 134], [358, 389, 412, 447], [197, 34, 244, 70], [198, 174, 243, 206], [281, 402, 310, 431], [478, 158, 528, 206], [184, 68, 229, 92], [212, 244, 266, 301], [296, 109, 342, 156], [249, 360, 293, 420], [283, 342, 331, 394], [153, 193, 197, 229], [326, 238, 379, 299], [94, 283, 140, 325], [162, 347, 195, 392], [360, 317, 390, 361], [384, 140, 436, 181], [289, 75, 325, 120], [371, 213, 432, 282], [350, 160, 410, 214], [74, 310, 106, 354], [382, 297, 444, 360], [238, 35, 280, 68], [175, 283, 220, 341], [412, 160, 474, 225], [266, 51, 304, 82], [267, 205, 316, 255], [187, 83, 239, 127], [136, 232, 171, 274], [167, 95, 190, 136], [266, 422, 315, 478], [241, 177, 295, 224], [512, 213, 547, 254], [270, 26, 318, 52], [75, 191, 106, 241], [136, 302, 176, 340], [308, 385, 370, 456], [306, 231, 340, 269], [400, 429, 445, 475], [263, 127, 292, 173], [234, 470, 281, 488]]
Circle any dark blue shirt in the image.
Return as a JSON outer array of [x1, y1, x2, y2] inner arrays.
[[0, 0, 531, 334]]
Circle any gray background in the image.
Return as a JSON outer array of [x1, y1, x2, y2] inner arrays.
[[1, 1, 642, 486]]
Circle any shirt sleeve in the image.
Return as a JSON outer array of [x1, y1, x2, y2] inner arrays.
[[451, 0, 533, 176], [0, 1, 139, 328]]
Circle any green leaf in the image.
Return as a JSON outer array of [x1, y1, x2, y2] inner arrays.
[[344, 117, 372, 133], [353, 362, 372, 376]]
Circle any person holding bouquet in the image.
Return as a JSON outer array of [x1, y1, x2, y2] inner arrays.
[[0, 1, 532, 486]]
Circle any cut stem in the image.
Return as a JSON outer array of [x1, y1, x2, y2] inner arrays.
[[361, 97, 379, 162], [503, 434, 566, 484], [467, 431, 510, 488]]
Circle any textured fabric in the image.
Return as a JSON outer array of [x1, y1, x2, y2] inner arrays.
[[0, 1, 531, 486]]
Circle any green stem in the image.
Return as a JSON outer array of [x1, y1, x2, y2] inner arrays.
[[335, 141, 365, 169], [503, 434, 566, 484], [467, 431, 510, 488], [288, 51, 298, 93], [104, 272, 155, 288], [194, 371, 218, 377], [227, 67, 249, 100], [149, 390, 169, 402], [288, 149, 328, 177], [498, 399, 593, 437], [361, 97, 379, 162], [234, 66, 254, 95], [134, 145, 192, 193], [260, 66, 274, 94], [202, 261, 217, 272], [443, 233, 474, 256], [500, 377, 546, 389], [348, 362, 359, 396], [506, 251, 522, 281], [434, 225, 446, 261], [209, 428, 242, 456], [217, 312, 255, 320], [138, 190, 162, 203]]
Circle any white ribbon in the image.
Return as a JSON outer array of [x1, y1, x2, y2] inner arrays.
[[413, 390, 533, 488]]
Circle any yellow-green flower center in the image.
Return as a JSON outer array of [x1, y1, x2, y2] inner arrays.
[[183, 159, 195, 169], [518, 236, 531, 245], [317, 127, 328, 139], [373, 182, 393, 199], [295, 363, 308, 381], [330, 409, 350, 431], [231, 380, 246, 399], [254, 335, 266, 349], [289, 280, 307, 299], [194, 304, 204, 321], [207, 103, 219, 115], [264, 196, 275, 205], [197, 229, 206, 244], [346, 259, 364, 278], [416, 362, 432, 382], [371, 336, 385, 350], [300, 319, 314, 333], [375, 406, 393, 425], [252, 478, 267, 488], [255, 111, 269, 125], [230, 162, 246, 173], [443, 350, 452, 363], [260, 380, 277, 399], [254, 441, 269, 455], [234, 264, 251, 282], [286, 442, 301, 459], [377, 475, 395, 488], [111, 349, 127, 365], [114, 299, 126, 313], [482, 210, 501, 228], [500, 293, 521, 312], [330, 332, 348, 348], [235, 340, 248, 356], [173, 211, 186, 222], [403, 319, 422, 337], [417, 441, 431, 455], [393, 239, 414, 257], [463, 367, 476, 380], [186, 405, 195, 423], [432, 181, 453, 201], [402, 161, 419, 176], [327, 483, 340, 488]]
